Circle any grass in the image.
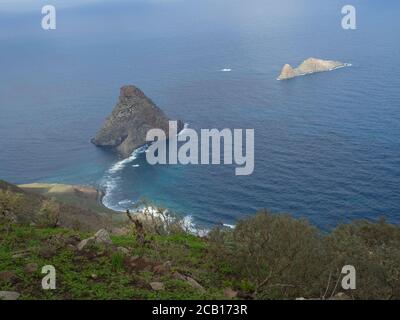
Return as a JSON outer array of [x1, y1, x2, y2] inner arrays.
[[0, 223, 227, 300]]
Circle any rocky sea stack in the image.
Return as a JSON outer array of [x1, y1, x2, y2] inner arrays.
[[277, 58, 350, 80], [92, 85, 184, 158]]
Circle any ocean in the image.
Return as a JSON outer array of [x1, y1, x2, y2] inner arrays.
[[1, 0, 399, 230]]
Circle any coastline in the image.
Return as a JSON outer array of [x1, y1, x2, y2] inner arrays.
[[17, 182, 178, 229], [18, 182, 118, 216]]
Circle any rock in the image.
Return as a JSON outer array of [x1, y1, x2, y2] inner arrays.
[[150, 282, 165, 291], [173, 272, 187, 281], [65, 235, 81, 246], [94, 229, 112, 245], [91, 85, 184, 158], [185, 276, 205, 292], [127, 255, 156, 272], [0, 291, 20, 300], [277, 58, 349, 80], [66, 244, 77, 252], [278, 64, 296, 80], [224, 288, 238, 299], [12, 250, 30, 259], [329, 292, 351, 300], [24, 263, 38, 274], [77, 237, 95, 251], [153, 261, 172, 274], [173, 272, 205, 292], [77, 229, 112, 251], [117, 247, 130, 255], [0, 271, 16, 284], [39, 246, 57, 259], [128, 256, 138, 268], [237, 291, 256, 300]]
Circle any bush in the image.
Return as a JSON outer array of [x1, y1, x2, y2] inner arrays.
[[209, 210, 325, 299], [209, 211, 400, 300], [37, 198, 60, 228], [324, 219, 400, 299], [0, 189, 22, 225]]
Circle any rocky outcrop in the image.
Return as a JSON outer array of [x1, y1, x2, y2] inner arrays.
[[279, 64, 297, 80], [77, 229, 112, 251], [92, 85, 184, 158], [277, 58, 349, 80]]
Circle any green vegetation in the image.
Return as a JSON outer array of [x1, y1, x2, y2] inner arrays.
[[36, 198, 61, 228], [1, 182, 400, 300], [209, 211, 400, 299], [0, 224, 223, 300]]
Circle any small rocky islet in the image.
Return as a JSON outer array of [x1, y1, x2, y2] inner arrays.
[[277, 57, 350, 80]]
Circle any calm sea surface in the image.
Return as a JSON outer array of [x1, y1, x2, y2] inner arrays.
[[1, 0, 399, 229]]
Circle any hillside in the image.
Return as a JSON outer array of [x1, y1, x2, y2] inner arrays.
[[1, 180, 400, 300], [0, 180, 116, 231]]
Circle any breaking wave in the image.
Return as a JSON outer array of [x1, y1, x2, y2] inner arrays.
[[100, 145, 148, 211], [99, 123, 210, 234]]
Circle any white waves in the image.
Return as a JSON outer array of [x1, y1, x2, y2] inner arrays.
[[101, 145, 147, 211]]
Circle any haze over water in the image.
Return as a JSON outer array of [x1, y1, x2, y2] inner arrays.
[[1, 0, 399, 229]]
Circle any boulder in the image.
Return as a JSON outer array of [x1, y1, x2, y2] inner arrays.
[[39, 246, 57, 259], [77, 237, 95, 251], [24, 263, 38, 274], [0, 291, 20, 300], [94, 229, 112, 245], [0, 271, 16, 284], [224, 288, 238, 299], [150, 282, 165, 291], [153, 261, 172, 275], [77, 229, 112, 251], [173, 272, 205, 292], [116, 246, 130, 255]]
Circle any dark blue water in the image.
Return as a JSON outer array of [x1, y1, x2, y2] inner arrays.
[[1, 0, 399, 229]]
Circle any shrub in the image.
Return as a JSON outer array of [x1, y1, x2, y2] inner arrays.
[[324, 219, 400, 299], [0, 189, 22, 225], [209, 211, 400, 300], [209, 210, 325, 299], [37, 198, 60, 228]]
